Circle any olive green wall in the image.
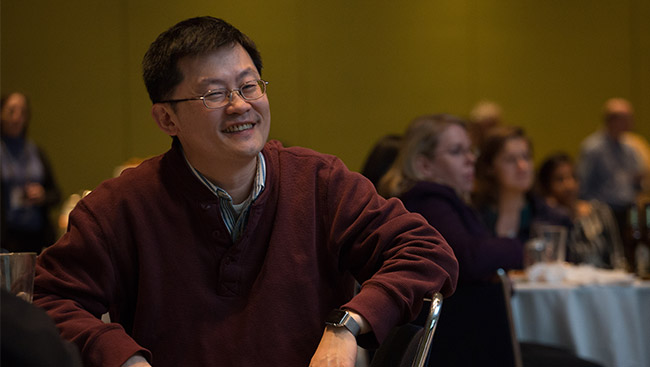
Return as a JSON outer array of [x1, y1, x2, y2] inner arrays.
[[2, 0, 649, 200]]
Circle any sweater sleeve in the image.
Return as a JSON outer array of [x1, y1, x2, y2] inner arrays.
[[321, 159, 459, 345], [33, 201, 151, 367]]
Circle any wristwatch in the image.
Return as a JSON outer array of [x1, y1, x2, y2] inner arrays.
[[325, 309, 361, 337]]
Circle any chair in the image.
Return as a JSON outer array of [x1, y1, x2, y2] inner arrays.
[[425, 269, 602, 367], [369, 292, 443, 367], [497, 269, 604, 367]]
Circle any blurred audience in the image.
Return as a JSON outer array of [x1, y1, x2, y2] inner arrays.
[[378, 114, 524, 283], [538, 152, 628, 270], [1, 92, 60, 254], [473, 126, 571, 242], [468, 100, 503, 150], [577, 98, 644, 263], [360, 134, 401, 190]]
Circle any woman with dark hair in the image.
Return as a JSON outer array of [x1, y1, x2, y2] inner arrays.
[[538, 152, 628, 269], [473, 126, 570, 242], [360, 134, 401, 191], [1, 92, 60, 253]]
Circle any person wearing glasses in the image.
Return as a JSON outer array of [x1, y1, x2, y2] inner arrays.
[[32, 17, 458, 367], [378, 114, 524, 285]]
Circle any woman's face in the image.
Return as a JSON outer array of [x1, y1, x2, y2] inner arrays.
[[492, 137, 534, 194], [427, 124, 476, 195], [1, 93, 28, 138], [548, 162, 579, 206]]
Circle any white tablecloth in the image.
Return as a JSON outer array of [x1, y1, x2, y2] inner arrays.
[[511, 280, 650, 367]]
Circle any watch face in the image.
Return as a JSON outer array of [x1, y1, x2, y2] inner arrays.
[[327, 309, 349, 325]]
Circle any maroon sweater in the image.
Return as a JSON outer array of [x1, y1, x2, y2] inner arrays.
[[34, 140, 458, 367]]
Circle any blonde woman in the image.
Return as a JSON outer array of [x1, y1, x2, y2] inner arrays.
[[379, 114, 523, 284]]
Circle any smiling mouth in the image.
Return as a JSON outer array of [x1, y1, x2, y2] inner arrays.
[[223, 123, 254, 133]]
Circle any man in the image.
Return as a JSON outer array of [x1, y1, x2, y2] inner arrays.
[[577, 98, 644, 264], [33, 17, 458, 367]]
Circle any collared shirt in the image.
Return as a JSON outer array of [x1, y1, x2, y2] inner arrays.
[[183, 150, 266, 241], [578, 130, 641, 207]]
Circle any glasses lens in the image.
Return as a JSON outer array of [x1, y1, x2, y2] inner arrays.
[[203, 90, 227, 108], [240, 80, 266, 100]]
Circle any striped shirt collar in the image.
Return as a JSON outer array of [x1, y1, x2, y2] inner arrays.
[[181, 147, 266, 241]]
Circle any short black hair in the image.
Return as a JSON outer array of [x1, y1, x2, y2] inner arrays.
[[537, 152, 573, 196], [142, 16, 263, 104]]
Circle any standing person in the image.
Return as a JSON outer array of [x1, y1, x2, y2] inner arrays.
[[1, 92, 61, 254], [33, 17, 458, 367], [378, 114, 524, 284], [538, 153, 628, 270], [472, 126, 570, 242], [577, 98, 643, 263]]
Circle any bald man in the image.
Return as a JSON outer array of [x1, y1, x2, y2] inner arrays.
[[577, 98, 644, 265]]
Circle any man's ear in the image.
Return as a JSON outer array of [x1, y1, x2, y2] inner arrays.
[[152, 103, 179, 137]]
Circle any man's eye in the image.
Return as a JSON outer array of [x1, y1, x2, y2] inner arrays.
[[205, 90, 226, 100]]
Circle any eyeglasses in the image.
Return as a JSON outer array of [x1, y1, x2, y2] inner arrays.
[[439, 146, 479, 158], [158, 79, 269, 109]]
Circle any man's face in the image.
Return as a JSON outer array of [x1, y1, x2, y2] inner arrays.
[[605, 99, 634, 137], [1, 93, 28, 138], [158, 44, 271, 169]]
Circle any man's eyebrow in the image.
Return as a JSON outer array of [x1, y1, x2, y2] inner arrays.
[[197, 68, 259, 87]]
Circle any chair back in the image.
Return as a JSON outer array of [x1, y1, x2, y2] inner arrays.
[[497, 268, 524, 367], [369, 292, 443, 367], [411, 292, 443, 367]]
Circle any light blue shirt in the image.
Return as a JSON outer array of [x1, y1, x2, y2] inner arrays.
[[578, 130, 641, 207]]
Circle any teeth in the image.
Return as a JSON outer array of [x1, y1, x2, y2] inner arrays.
[[224, 123, 253, 133]]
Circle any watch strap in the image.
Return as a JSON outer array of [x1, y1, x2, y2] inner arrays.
[[325, 309, 361, 337]]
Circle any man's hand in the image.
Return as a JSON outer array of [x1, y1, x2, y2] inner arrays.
[[121, 353, 151, 367], [308, 325, 358, 367], [24, 183, 45, 205], [309, 310, 370, 367]]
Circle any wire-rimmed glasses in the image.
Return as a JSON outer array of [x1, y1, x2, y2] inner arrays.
[[158, 79, 268, 109]]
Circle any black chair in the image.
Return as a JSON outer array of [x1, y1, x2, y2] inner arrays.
[[426, 270, 602, 367], [370, 292, 443, 367]]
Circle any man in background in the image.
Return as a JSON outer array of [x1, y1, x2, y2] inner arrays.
[[578, 97, 645, 265]]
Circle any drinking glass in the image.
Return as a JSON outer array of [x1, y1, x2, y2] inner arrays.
[[0, 252, 37, 303]]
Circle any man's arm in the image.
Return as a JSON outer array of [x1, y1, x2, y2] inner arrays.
[[34, 200, 150, 366], [309, 156, 458, 364]]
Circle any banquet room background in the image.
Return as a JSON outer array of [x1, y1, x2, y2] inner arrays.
[[2, 0, 650, 201]]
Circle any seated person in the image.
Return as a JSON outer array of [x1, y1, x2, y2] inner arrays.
[[32, 17, 458, 367], [360, 134, 401, 191], [378, 114, 524, 283], [472, 126, 571, 242], [537, 152, 628, 270], [1, 289, 82, 367], [379, 115, 601, 367]]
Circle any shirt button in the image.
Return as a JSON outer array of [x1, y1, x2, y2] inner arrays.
[[212, 230, 220, 239], [201, 203, 212, 210]]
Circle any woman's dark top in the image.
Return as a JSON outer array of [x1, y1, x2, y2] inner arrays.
[[477, 192, 573, 244], [401, 181, 523, 284]]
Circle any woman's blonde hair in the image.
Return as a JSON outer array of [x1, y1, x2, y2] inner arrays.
[[377, 114, 465, 198]]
